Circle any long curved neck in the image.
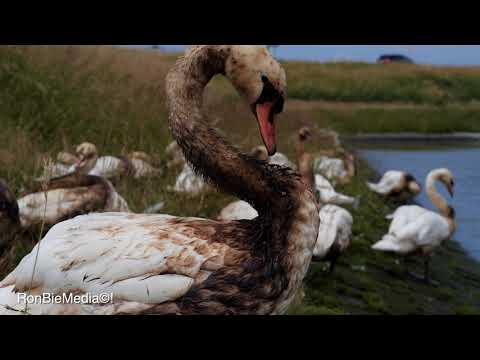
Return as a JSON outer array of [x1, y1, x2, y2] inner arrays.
[[166, 46, 296, 215], [426, 171, 449, 217], [296, 139, 315, 195]]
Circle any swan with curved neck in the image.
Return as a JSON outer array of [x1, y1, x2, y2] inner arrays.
[[373, 168, 456, 284], [295, 127, 354, 273], [0, 45, 319, 315]]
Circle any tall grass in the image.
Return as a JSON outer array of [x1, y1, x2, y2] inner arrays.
[[285, 61, 480, 104]]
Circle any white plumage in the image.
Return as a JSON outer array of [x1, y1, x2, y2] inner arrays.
[[172, 163, 207, 196], [0, 213, 234, 315], [269, 152, 296, 169], [313, 205, 353, 261], [16, 177, 130, 229], [372, 168, 456, 283], [372, 211, 451, 255], [367, 170, 421, 198], [314, 174, 358, 207], [217, 200, 258, 221], [314, 156, 346, 178]]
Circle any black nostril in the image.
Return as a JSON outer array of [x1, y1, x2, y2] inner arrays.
[[261, 75, 268, 83]]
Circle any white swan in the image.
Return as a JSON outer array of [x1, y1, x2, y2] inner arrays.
[[171, 163, 208, 196], [72, 143, 133, 180], [367, 170, 421, 200], [313, 205, 353, 272], [314, 174, 358, 207], [0, 45, 319, 315], [313, 153, 355, 186], [0, 173, 130, 241], [372, 168, 456, 284], [127, 152, 163, 179]]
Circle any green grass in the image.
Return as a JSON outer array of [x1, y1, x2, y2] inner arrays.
[[285, 61, 480, 105], [308, 105, 480, 134], [1, 45, 480, 314]]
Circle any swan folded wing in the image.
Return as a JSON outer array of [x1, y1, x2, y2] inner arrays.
[[388, 205, 428, 232], [0, 213, 238, 305], [17, 187, 106, 227]]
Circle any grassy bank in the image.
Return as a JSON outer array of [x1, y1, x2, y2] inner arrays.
[[0, 45, 479, 314]]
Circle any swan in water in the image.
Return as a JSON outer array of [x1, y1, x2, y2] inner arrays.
[[0, 45, 319, 315], [0, 173, 130, 235], [372, 168, 456, 284], [367, 170, 421, 201]]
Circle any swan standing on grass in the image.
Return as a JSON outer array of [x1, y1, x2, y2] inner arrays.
[[313, 205, 353, 273], [296, 127, 354, 272], [367, 170, 421, 201], [0, 45, 319, 315], [372, 168, 456, 284], [0, 173, 130, 234]]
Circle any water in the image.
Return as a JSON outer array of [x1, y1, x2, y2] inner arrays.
[[361, 145, 480, 260]]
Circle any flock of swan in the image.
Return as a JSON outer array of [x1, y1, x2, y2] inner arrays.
[[0, 45, 457, 315]]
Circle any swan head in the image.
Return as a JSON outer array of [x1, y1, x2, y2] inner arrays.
[[74, 142, 98, 174], [298, 127, 313, 142], [224, 45, 286, 156], [405, 174, 421, 195], [0, 179, 20, 226]]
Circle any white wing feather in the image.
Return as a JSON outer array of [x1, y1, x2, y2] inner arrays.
[[0, 212, 237, 314]]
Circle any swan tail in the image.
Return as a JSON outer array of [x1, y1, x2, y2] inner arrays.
[[367, 182, 378, 191], [372, 234, 401, 252], [385, 213, 394, 220]]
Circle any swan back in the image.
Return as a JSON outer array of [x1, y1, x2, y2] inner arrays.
[[313, 205, 353, 260]]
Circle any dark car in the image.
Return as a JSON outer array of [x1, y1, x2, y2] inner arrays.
[[377, 54, 414, 64]]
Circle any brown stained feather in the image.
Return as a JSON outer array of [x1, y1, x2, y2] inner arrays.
[[21, 173, 111, 229], [161, 46, 316, 315]]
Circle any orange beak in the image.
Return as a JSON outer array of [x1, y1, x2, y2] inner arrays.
[[255, 102, 277, 156]]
